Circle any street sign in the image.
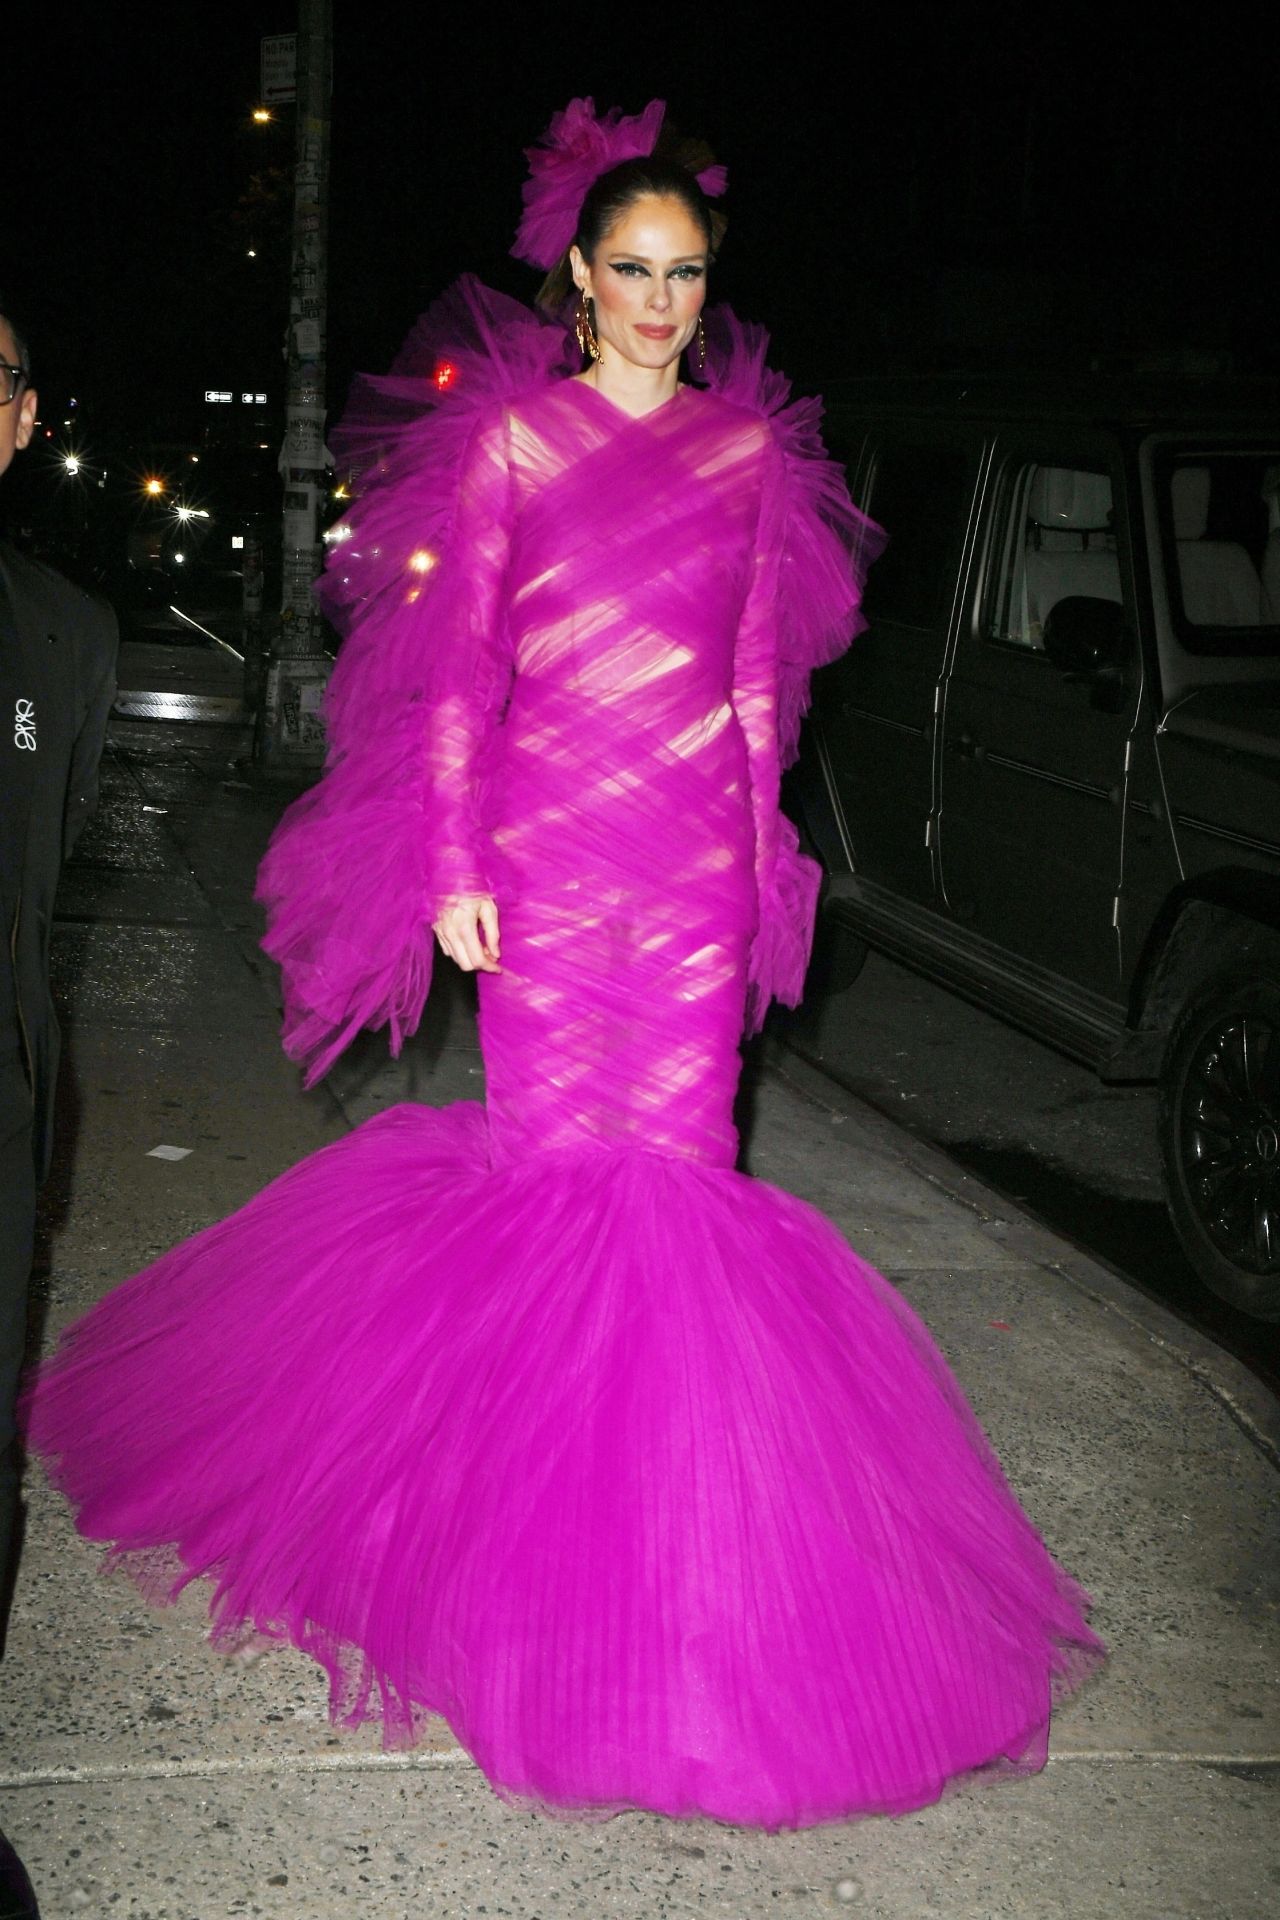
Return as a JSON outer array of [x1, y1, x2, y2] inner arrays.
[[261, 33, 296, 105]]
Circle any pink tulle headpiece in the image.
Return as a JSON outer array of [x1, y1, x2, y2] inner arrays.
[[511, 96, 728, 271]]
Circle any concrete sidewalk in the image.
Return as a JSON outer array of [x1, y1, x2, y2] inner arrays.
[[1, 711, 1277, 1920]]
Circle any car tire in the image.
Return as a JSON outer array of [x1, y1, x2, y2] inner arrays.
[[1159, 973, 1280, 1320]]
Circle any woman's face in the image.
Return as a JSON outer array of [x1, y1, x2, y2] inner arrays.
[[571, 194, 708, 376]]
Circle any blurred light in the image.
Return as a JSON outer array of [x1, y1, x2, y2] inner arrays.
[[332, 482, 349, 500], [247, 249, 257, 259], [258, 442, 269, 449], [433, 359, 458, 391], [63, 456, 79, 475], [231, 535, 245, 550], [175, 505, 193, 522], [190, 454, 199, 463], [323, 523, 353, 544], [409, 548, 436, 574], [145, 478, 165, 496], [173, 552, 185, 564], [252, 107, 272, 123]]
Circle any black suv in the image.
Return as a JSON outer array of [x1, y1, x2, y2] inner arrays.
[[794, 377, 1280, 1319]]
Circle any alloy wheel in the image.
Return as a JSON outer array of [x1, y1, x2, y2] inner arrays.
[[1176, 1001, 1280, 1283]]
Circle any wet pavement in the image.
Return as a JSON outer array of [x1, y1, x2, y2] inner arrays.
[[112, 595, 249, 724], [1, 660, 1277, 1917]]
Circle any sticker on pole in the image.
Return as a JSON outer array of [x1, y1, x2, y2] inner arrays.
[[261, 33, 297, 105]]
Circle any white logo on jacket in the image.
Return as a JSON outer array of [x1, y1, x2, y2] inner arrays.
[[14, 698, 36, 750]]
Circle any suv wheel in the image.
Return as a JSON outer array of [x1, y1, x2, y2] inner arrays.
[[1159, 974, 1280, 1320]]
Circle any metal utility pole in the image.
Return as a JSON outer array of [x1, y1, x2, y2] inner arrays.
[[258, 0, 332, 769]]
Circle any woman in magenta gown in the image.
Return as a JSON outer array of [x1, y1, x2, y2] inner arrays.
[[22, 100, 1102, 1829]]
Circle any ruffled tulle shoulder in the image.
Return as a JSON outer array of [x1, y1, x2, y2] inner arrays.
[[316, 274, 578, 667], [257, 279, 577, 1085], [701, 307, 887, 765]]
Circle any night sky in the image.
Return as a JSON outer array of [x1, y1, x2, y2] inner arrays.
[[10, 3, 1278, 446]]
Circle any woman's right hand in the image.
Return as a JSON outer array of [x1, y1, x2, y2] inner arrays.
[[432, 895, 502, 973]]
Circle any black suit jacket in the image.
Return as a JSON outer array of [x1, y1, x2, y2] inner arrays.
[[0, 541, 117, 1180]]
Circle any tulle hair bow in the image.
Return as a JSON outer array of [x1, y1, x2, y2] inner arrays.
[[511, 96, 727, 271]]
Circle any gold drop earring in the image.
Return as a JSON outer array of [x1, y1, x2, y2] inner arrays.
[[575, 290, 601, 363], [696, 316, 707, 370]]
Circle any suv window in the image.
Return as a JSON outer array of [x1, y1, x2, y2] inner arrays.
[[985, 462, 1120, 651], [1157, 450, 1280, 656], [863, 442, 973, 628]]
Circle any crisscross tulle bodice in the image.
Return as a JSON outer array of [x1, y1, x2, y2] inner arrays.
[[474, 381, 768, 1166]]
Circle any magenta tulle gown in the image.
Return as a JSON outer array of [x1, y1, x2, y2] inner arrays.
[[22, 280, 1102, 1830]]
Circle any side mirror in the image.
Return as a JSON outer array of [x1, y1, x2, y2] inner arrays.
[[1042, 595, 1125, 677]]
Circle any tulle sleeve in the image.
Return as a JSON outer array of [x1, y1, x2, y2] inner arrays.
[[255, 276, 577, 1085], [708, 310, 887, 1031]]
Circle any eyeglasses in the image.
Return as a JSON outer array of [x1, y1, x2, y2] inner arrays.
[[0, 363, 28, 406]]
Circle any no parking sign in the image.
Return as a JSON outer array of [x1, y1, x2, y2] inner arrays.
[[260, 33, 296, 105]]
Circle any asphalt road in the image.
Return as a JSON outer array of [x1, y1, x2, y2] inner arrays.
[[777, 946, 1280, 1396]]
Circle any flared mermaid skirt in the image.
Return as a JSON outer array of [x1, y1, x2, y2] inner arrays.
[[24, 1099, 1101, 1830]]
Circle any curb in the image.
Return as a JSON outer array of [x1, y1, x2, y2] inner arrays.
[[765, 1039, 1280, 1469]]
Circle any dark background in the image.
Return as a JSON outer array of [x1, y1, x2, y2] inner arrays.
[[9, 1, 1277, 446]]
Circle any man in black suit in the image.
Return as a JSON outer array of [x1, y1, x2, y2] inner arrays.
[[0, 300, 116, 1917], [0, 304, 117, 1607]]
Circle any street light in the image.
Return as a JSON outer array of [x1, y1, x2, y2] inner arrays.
[[252, 107, 273, 124], [144, 477, 166, 497]]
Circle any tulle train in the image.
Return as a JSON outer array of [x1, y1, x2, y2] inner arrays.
[[24, 1103, 1100, 1829]]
